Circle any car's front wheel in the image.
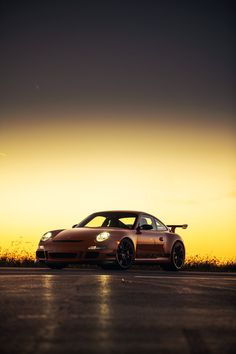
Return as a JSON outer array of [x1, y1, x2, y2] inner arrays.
[[162, 241, 185, 271], [116, 238, 135, 270]]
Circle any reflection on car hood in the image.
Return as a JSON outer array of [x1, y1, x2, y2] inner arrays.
[[52, 227, 127, 241]]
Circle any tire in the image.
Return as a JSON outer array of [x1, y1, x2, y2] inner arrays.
[[115, 238, 135, 270], [46, 263, 67, 270], [162, 241, 185, 271]]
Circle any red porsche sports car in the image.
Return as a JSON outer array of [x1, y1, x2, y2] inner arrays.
[[36, 210, 187, 270]]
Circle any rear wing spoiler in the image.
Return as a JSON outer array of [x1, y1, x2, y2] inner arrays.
[[167, 224, 188, 233]]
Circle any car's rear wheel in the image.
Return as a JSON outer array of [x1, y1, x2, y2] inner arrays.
[[116, 238, 135, 270], [162, 241, 185, 271], [46, 263, 67, 270]]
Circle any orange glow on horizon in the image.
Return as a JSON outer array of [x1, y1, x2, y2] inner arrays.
[[1, 109, 235, 259]]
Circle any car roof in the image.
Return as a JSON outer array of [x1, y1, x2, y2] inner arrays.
[[92, 210, 155, 216]]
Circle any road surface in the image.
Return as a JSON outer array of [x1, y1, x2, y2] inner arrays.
[[0, 268, 235, 354]]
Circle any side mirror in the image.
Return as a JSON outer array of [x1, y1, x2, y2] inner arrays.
[[140, 224, 153, 230]]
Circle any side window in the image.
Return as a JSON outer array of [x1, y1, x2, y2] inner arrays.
[[139, 215, 156, 230], [119, 217, 136, 229], [155, 218, 167, 231]]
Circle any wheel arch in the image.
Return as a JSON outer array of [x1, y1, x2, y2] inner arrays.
[[119, 236, 136, 253], [171, 239, 185, 252], [165, 232, 185, 254]]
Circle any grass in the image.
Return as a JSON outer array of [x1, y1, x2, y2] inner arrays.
[[183, 255, 236, 272], [0, 240, 35, 267], [0, 241, 236, 271]]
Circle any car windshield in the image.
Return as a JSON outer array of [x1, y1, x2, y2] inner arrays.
[[78, 212, 138, 229]]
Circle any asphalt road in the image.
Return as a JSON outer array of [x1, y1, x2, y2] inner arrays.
[[0, 268, 235, 354]]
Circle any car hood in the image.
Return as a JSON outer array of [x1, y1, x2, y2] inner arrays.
[[52, 227, 128, 241]]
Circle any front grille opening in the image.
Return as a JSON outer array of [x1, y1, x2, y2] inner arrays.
[[36, 251, 45, 259], [85, 252, 99, 259], [49, 252, 77, 259]]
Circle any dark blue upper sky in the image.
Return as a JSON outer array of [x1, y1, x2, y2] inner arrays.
[[0, 0, 235, 121]]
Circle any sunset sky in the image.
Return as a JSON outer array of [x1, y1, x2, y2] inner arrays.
[[0, 1, 235, 258]]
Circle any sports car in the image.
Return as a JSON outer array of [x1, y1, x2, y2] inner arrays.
[[36, 210, 187, 270]]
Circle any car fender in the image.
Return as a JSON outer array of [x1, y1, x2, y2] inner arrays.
[[108, 231, 137, 251], [164, 232, 185, 256]]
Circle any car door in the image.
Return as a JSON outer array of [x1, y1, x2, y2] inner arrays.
[[136, 215, 159, 258], [153, 218, 167, 257]]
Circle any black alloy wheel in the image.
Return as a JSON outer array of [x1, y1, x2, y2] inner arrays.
[[162, 241, 185, 271], [172, 241, 185, 269], [116, 238, 135, 270], [170, 241, 185, 270]]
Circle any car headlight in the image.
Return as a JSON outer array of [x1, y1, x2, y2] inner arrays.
[[41, 232, 52, 242], [96, 232, 110, 242]]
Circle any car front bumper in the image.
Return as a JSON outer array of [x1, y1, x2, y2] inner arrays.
[[36, 243, 117, 264]]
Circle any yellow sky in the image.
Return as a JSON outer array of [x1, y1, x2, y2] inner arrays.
[[1, 109, 235, 259]]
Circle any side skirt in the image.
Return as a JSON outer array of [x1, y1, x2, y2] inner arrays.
[[134, 257, 170, 264]]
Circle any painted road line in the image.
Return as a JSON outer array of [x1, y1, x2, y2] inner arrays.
[[134, 275, 236, 281]]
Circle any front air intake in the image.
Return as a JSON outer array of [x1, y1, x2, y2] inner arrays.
[[48, 252, 77, 259], [36, 251, 45, 259]]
